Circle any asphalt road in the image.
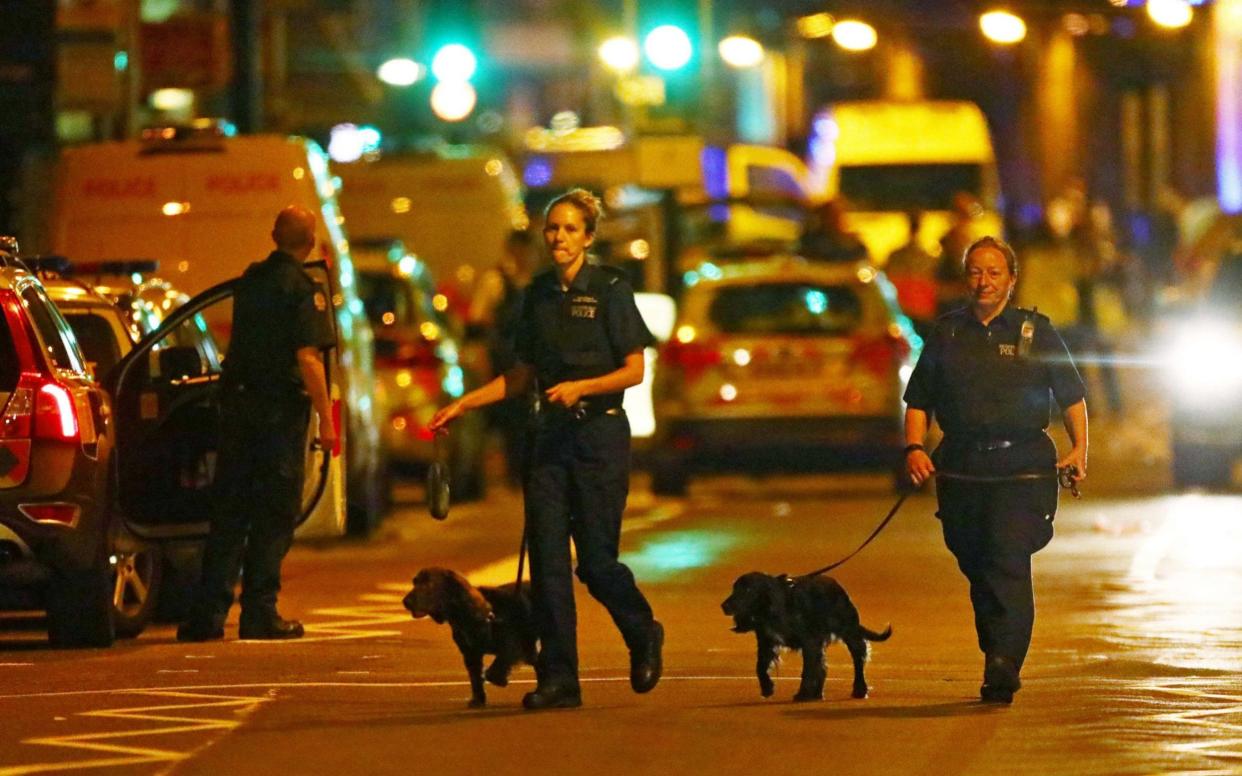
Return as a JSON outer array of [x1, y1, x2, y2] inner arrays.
[[2, 381, 1241, 775]]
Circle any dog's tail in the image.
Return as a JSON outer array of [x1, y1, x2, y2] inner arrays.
[[861, 624, 892, 642]]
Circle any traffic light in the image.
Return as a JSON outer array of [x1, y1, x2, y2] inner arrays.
[[644, 24, 694, 71]]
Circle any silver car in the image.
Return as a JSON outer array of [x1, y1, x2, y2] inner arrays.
[[651, 256, 921, 495]]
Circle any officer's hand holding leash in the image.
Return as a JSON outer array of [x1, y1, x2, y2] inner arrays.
[[905, 444, 936, 487], [429, 398, 473, 436]]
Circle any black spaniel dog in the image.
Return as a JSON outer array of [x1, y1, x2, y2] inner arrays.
[[721, 571, 891, 701], [403, 568, 538, 707]]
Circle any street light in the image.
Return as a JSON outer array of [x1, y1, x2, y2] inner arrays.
[[796, 13, 835, 40], [644, 24, 694, 71], [599, 36, 640, 73], [1147, 0, 1194, 29], [831, 20, 877, 52], [718, 35, 765, 68], [980, 10, 1028, 44], [377, 57, 424, 87]]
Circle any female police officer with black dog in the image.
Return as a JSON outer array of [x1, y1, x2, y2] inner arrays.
[[904, 236, 1088, 704], [429, 189, 663, 711]]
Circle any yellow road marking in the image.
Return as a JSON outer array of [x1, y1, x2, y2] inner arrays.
[[0, 690, 270, 776]]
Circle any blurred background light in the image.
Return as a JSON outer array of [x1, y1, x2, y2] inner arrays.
[[150, 87, 194, 112], [599, 36, 640, 73], [430, 82, 477, 122], [431, 43, 478, 83], [718, 35, 765, 68], [831, 20, 878, 52], [377, 57, 424, 87], [796, 12, 835, 39], [980, 10, 1028, 44], [645, 24, 694, 71], [1147, 0, 1194, 29]]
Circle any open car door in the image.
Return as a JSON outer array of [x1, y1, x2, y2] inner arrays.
[[109, 278, 334, 542]]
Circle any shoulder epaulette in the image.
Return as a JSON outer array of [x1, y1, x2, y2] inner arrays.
[[594, 263, 627, 286]]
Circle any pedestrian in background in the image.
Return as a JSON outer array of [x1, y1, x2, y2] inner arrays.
[[885, 210, 939, 339], [798, 198, 869, 263], [178, 205, 336, 642], [468, 228, 536, 485], [904, 236, 1088, 704], [429, 188, 663, 710]]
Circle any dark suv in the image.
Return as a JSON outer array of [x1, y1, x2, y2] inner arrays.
[[0, 252, 116, 646]]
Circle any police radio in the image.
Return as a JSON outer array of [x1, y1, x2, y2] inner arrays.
[[1017, 307, 1037, 359]]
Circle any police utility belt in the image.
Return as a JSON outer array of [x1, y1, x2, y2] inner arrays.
[[536, 397, 625, 422], [943, 430, 1047, 452]]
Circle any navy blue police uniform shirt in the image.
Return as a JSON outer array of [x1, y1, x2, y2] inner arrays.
[[903, 305, 1086, 437], [514, 262, 655, 408], [224, 250, 335, 399]]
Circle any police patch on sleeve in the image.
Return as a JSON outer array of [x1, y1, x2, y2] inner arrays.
[[313, 291, 327, 312]]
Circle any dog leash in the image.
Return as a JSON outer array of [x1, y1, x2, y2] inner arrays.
[[794, 465, 1082, 581]]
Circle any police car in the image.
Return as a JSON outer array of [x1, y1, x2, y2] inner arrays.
[[0, 252, 118, 646], [650, 255, 922, 495]]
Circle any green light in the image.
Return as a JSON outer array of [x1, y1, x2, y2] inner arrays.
[[432, 44, 478, 83], [114, 50, 129, 72], [644, 25, 693, 71]]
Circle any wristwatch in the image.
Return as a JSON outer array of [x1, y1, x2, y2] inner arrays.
[[903, 443, 925, 455]]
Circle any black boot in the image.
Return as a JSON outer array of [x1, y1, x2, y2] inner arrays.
[[522, 679, 582, 710], [630, 620, 664, 694], [239, 614, 304, 640], [980, 655, 1021, 703]]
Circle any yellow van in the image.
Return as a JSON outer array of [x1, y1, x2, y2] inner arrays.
[[334, 146, 528, 302], [49, 122, 387, 538], [804, 100, 1004, 262]]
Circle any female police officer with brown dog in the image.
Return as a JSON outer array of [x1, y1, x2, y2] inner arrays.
[[904, 236, 1088, 704], [429, 188, 663, 710]]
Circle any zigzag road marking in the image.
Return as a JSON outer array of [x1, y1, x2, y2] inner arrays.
[[0, 689, 270, 776], [0, 501, 688, 771]]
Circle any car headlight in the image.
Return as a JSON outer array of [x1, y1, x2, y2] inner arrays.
[[1162, 318, 1242, 401]]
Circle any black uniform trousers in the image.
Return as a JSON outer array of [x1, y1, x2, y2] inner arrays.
[[191, 390, 308, 626], [934, 434, 1058, 671], [523, 410, 654, 685]]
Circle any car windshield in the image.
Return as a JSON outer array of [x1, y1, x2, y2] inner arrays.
[[838, 164, 983, 212], [708, 283, 864, 335], [357, 272, 417, 328]]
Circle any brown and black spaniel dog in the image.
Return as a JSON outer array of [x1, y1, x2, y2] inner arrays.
[[721, 571, 891, 701], [403, 568, 538, 707]]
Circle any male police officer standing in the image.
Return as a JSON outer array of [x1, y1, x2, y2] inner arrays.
[[904, 236, 1087, 703], [178, 205, 336, 642], [430, 189, 663, 710]]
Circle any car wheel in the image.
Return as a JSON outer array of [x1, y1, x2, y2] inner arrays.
[[650, 452, 690, 497], [1172, 442, 1231, 489], [111, 540, 163, 638], [47, 564, 115, 648]]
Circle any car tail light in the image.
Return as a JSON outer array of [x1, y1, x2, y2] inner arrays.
[[18, 502, 81, 527], [850, 331, 911, 377], [660, 338, 721, 381], [2, 375, 79, 443]]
